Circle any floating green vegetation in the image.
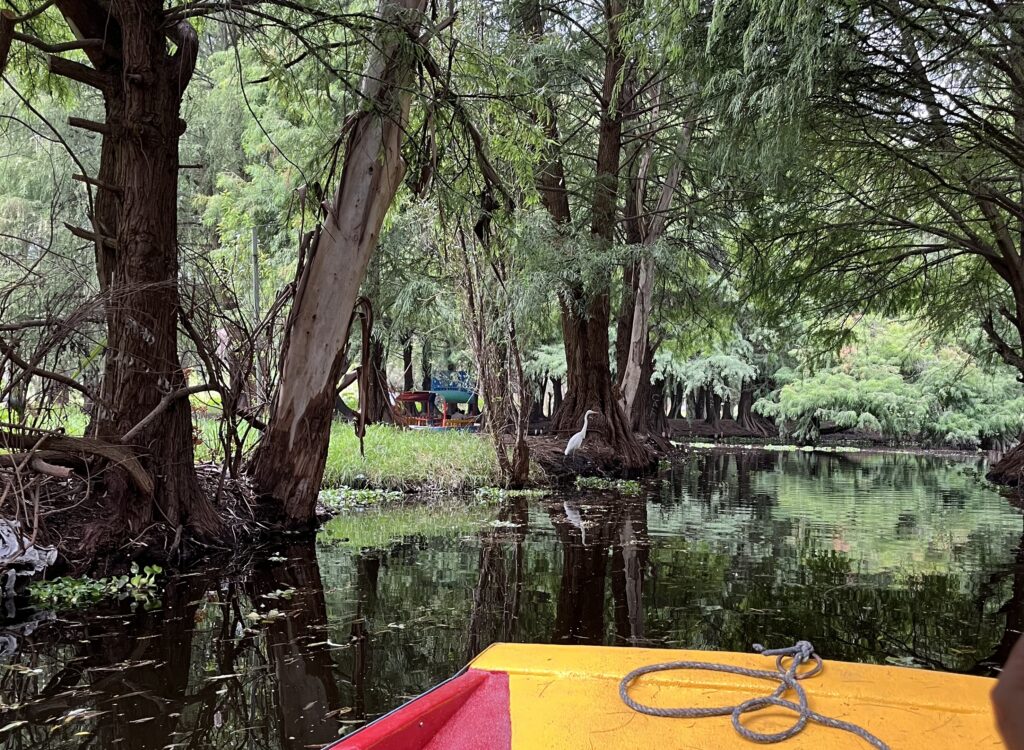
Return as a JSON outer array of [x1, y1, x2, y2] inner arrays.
[[683, 441, 863, 454], [30, 564, 163, 609], [318, 502, 495, 551], [320, 487, 405, 509], [473, 487, 550, 502], [574, 477, 643, 496]]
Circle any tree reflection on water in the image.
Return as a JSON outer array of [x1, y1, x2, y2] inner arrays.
[[1, 449, 1022, 747]]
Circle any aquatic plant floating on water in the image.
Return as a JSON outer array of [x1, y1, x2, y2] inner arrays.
[[30, 563, 163, 609]]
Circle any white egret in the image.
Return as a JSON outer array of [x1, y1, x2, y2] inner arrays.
[[564, 409, 598, 456]]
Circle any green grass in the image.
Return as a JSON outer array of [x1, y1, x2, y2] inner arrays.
[[11, 403, 499, 493], [2, 405, 89, 435], [323, 423, 498, 491]]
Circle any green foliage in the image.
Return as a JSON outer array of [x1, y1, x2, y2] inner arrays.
[[320, 487, 404, 509], [756, 319, 1024, 447], [30, 564, 163, 609], [523, 343, 567, 382], [473, 487, 549, 501]]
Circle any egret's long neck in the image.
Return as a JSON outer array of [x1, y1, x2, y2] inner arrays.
[[582, 412, 591, 435]]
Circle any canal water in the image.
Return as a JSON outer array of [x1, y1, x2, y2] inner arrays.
[[1, 449, 1021, 748]]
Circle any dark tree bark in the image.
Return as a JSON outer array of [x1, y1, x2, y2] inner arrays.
[[250, 0, 427, 524], [689, 386, 706, 421], [517, 0, 652, 470], [989, 439, 1024, 486], [704, 389, 722, 432], [402, 335, 415, 391], [529, 378, 545, 422], [38, 0, 218, 540], [551, 376, 563, 414], [362, 337, 393, 424], [737, 379, 773, 436], [671, 383, 685, 419], [420, 337, 432, 391]]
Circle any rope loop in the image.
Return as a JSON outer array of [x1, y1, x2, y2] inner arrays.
[[618, 641, 889, 749]]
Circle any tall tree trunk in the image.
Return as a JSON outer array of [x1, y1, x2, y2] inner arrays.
[[517, 0, 650, 469], [670, 383, 684, 419], [737, 379, 772, 436], [705, 389, 722, 432], [615, 261, 637, 378], [529, 378, 545, 422], [689, 386, 706, 420], [48, 2, 218, 539], [420, 337, 432, 391], [551, 376, 563, 414], [250, 0, 426, 524], [627, 339, 654, 433], [363, 337, 392, 424], [402, 335, 414, 391], [619, 122, 693, 421]]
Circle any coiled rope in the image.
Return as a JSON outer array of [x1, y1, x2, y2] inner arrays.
[[618, 641, 889, 748]]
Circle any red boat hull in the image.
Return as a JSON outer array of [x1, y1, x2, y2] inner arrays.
[[327, 668, 511, 750]]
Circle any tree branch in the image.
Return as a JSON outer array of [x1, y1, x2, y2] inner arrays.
[[13, 30, 105, 54], [64, 222, 118, 249], [122, 384, 216, 443], [68, 116, 110, 134], [0, 335, 99, 403], [48, 55, 113, 91], [167, 20, 198, 95], [0, 433, 153, 495], [982, 312, 1024, 379]]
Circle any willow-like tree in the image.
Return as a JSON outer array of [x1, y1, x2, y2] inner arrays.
[[715, 0, 1024, 480], [514, 0, 654, 468]]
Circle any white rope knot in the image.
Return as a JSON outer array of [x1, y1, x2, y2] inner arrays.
[[618, 641, 888, 748]]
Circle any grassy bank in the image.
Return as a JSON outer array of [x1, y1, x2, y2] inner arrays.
[[10, 404, 500, 493], [323, 424, 498, 491]]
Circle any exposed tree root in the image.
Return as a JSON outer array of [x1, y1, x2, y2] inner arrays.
[[526, 430, 663, 485], [0, 463, 301, 577], [988, 442, 1024, 487]]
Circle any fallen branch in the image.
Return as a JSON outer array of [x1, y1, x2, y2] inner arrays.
[[0, 433, 153, 496], [28, 457, 73, 479], [0, 450, 85, 472]]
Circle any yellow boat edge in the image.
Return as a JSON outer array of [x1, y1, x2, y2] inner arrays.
[[469, 642, 1005, 749]]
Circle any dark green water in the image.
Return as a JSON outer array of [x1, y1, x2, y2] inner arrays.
[[2, 449, 1022, 748]]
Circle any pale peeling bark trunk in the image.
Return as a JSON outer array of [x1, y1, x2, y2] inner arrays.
[[619, 121, 693, 423], [250, 0, 426, 523]]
